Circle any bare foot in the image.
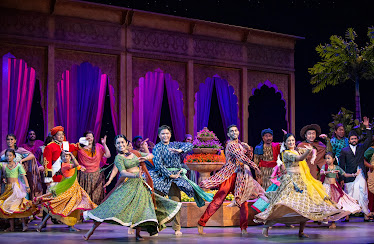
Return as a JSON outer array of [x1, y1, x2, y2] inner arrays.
[[174, 230, 183, 236], [136, 235, 144, 241], [36, 224, 43, 232], [241, 229, 248, 235], [4, 227, 14, 232], [197, 224, 205, 235], [128, 228, 135, 235], [329, 223, 336, 229], [69, 226, 81, 232], [298, 232, 309, 238], [262, 227, 269, 237]]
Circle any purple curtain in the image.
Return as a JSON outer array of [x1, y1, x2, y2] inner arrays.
[[194, 77, 214, 133], [215, 77, 239, 135], [55, 62, 107, 142], [5, 58, 36, 145], [165, 74, 186, 141], [132, 70, 165, 143]]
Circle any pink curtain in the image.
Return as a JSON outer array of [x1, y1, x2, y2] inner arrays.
[[55, 62, 108, 142], [132, 70, 165, 143], [6, 58, 36, 145], [165, 74, 186, 141]]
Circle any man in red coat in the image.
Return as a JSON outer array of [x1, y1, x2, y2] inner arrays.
[[43, 126, 79, 184]]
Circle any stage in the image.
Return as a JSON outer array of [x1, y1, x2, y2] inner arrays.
[[0, 217, 372, 244]]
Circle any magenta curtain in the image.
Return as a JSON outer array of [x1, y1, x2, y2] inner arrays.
[[55, 62, 108, 142], [165, 74, 186, 141], [132, 70, 165, 143], [6, 58, 36, 145], [194, 77, 214, 133], [215, 77, 239, 135]]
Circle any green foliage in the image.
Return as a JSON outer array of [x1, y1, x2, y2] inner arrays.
[[309, 27, 374, 93], [328, 107, 366, 138]]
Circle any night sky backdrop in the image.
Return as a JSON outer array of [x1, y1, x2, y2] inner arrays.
[[83, 0, 374, 142]]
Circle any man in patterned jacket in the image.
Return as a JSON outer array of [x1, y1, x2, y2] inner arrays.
[[197, 124, 265, 235]]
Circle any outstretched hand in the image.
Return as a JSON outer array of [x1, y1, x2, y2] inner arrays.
[[363, 116, 370, 128], [319, 134, 328, 139], [169, 148, 182, 154], [101, 135, 107, 145]]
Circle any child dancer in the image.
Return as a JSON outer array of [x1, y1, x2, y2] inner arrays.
[[320, 152, 361, 228], [35, 151, 97, 232], [0, 149, 36, 231]]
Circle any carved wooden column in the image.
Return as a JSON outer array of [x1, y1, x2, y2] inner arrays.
[[119, 52, 126, 136], [46, 44, 55, 134], [241, 67, 248, 143], [187, 60, 194, 135], [289, 72, 295, 134], [46, 15, 55, 135], [125, 53, 133, 138]]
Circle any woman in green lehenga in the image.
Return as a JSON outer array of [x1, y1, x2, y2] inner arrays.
[[83, 135, 181, 241]]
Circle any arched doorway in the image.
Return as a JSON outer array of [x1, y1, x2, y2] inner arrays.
[[248, 80, 287, 147], [132, 69, 186, 144], [55, 62, 116, 143], [194, 75, 239, 143], [1, 53, 39, 146]]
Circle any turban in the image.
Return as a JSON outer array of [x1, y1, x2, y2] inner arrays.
[[50, 126, 64, 136], [132, 135, 143, 143], [261, 128, 273, 137]]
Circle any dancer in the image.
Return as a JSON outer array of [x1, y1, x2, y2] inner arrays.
[[0, 134, 42, 200], [43, 126, 79, 186], [320, 152, 361, 228], [255, 133, 342, 238], [198, 125, 264, 235], [83, 135, 181, 241], [149, 125, 212, 236], [21, 130, 44, 165], [298, 124, 327, 179], [253, 128, 281, 189], [329, 124, 349, 161], [77, 131, 110, 205], [35, 151, 97, 232], [339, 117, 373, 221], [0, 149, 36, 232]]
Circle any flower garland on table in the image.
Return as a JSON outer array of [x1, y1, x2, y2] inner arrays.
[[184, 153, 226, 163], [192, 138, 223, 149], [197, 127, 218, 139]]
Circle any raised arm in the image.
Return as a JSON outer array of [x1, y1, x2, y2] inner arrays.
[[101, 136, 111, 158]]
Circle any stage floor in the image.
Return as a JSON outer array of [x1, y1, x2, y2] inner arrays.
[[0, 217, 372, 244]]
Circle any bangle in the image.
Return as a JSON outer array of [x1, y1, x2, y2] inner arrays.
[[76, 165, 81, 170], [26, 186, 30, 189]]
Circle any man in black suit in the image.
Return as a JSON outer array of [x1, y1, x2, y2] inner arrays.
[[339, 117, 373, 221]]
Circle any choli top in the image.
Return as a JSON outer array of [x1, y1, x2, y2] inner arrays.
[[114, 152, 148, 172], [61, 162, 76, 178], [1, 162, 26, 178], [282, 149, 308, 169], [320, 165, 346, 179]]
